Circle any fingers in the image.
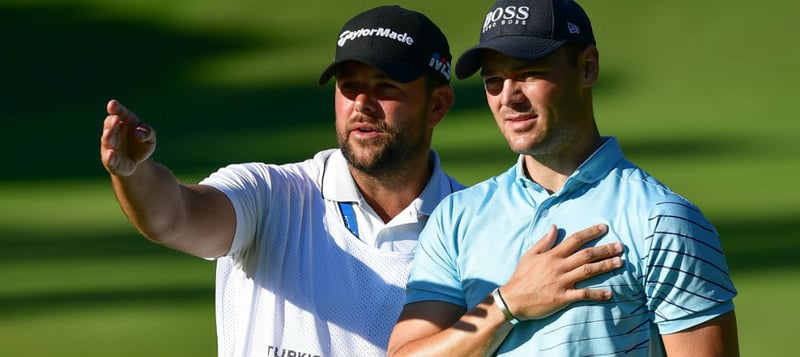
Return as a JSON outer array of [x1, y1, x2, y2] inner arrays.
[[105, 99, 154, 144], [566, 240, 623, 267], [102, 146, 119, 172], [528, 225, 558, 254], [564, 287, 613, 302], [527, 223, 604, 256], [550, 224, 608, 256], [542, 225, 623, 300], [107, 99, 119, 115], [506, 225, 624, 319], [566, 252, 622, 281], [560, 229, 623, 283], [101, 113, 122, 169], [560, 245, 623, 303], [100, 99, 156, 176], [107, 99, 136, 119]]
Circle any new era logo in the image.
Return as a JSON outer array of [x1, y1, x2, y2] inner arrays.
[[567, 22, 580, 34]]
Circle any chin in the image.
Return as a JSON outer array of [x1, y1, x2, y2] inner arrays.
[[342, 144, 378, 167], [506, 139, 532, 153]]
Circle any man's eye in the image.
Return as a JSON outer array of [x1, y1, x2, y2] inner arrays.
[[339, 82, 358, 90], [376, 83, 402, 97], [483, 78, 503, 94], [338, 82, 361, 97]]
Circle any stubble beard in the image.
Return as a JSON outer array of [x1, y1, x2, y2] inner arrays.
[[510, 97, 581, 160], [339, 123, 422, 181], [515, 122, 573, 159]]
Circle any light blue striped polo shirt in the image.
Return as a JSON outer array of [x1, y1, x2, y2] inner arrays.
[[405, 137, 737, 356]]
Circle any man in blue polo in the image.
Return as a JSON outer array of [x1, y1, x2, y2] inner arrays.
[[387, 0, 739, 356]]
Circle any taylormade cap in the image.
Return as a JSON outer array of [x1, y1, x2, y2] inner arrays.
[[319, 5, 452, 85], [455, 0, 595, 79]]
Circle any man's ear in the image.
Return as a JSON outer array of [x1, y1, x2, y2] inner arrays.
[[429, 84, 455, 127], [581, 45, 600, 87]]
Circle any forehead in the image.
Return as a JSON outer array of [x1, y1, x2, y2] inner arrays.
[[335, 61, 392, 80], [479, 49, 564, 75]]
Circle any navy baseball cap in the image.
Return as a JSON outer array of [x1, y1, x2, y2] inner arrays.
[[319, 5, 452, 85], [455, 0, 595, 79]]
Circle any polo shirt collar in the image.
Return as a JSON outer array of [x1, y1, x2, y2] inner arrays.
[[572, 136, 624, 185], [322, 149, 362, 204], [514, 136, 624, 189], [321, 149, 452, 216], [417, 150, 451, 216]]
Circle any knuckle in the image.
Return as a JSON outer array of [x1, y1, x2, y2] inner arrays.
[[599, 260, 611, 272], [581, 263, 593, 277], [584, 225, 601, 238], [607, 257, 622, 270], [566, 235, 582, 248], [579, 248, 594, 261], [600, 258, 620, 272], [603, 244, 615, 257]]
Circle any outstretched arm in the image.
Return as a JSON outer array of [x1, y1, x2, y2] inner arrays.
[[388, 224, 623, 357], [100, 99, 235, 258]]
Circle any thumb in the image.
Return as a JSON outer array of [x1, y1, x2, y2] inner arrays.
[[135, 123, 156, 144]]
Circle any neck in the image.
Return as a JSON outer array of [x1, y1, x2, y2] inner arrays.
[[523, 131, 602, 194], [350, 152, 433, 222]]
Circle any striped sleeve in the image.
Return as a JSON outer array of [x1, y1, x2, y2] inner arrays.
[[643, 199, 737, 334]]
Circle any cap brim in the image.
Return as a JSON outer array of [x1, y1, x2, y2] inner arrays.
[[454, 36, 565, 80], [318, 55, 425, 85]]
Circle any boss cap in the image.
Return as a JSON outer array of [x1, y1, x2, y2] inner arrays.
[[455, 0, 595, 79]]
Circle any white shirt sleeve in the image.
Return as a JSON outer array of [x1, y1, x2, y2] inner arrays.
[[200, 163, 273, 261]]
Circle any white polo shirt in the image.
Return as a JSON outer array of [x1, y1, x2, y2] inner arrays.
[[321, 148, 458, 252], [201, 148, 463, 357]]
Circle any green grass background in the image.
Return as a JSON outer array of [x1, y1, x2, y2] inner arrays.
[[1, 0, 798, 355]]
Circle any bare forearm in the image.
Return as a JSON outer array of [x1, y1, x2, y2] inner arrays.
[[111, 159, 235, 257], [101, 99, 235, 257], [111, 159, 188, 243], [662, 311, 739, 357], [391, 225, 624, 356], [389, 296, 513, 357]]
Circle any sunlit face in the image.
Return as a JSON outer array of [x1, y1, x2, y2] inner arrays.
[[480, 47, 588, 157], [334, 62, 434, 175]]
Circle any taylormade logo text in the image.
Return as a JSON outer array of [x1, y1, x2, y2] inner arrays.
[[338, 27, 414, 47]]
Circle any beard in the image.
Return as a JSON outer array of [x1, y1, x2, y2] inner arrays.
[[339, 121, 425, 179]]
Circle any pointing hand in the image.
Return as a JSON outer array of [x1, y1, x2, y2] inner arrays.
[[100, 99, 156, 176]]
